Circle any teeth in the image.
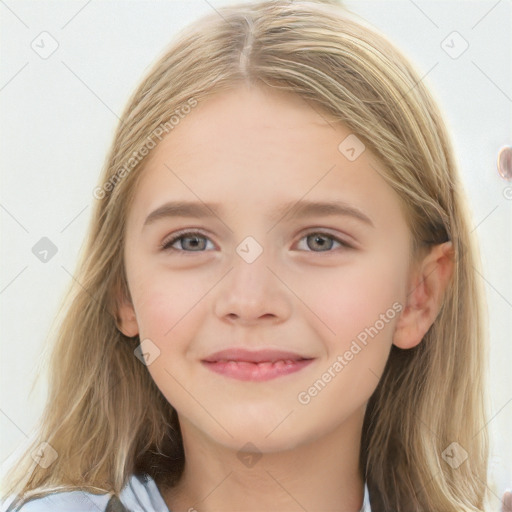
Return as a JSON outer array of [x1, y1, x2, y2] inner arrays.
[[258, 359, 296, 366], [213, 359, 298, 365]]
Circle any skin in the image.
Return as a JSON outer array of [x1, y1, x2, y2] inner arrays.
[[117, 84, 454, 512]]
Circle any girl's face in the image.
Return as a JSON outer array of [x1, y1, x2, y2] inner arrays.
[[119, 84, 413, 452]]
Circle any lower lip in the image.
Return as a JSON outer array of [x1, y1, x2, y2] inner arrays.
[[201, 359, 314, 381]]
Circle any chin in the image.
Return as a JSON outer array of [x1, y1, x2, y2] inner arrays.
[[183, 406, 320, 455]]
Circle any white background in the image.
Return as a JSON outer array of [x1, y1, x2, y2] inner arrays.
[[1, 0, 511, 507]]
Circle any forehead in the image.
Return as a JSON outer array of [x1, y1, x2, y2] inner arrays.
[[128, 85, 406, 232]]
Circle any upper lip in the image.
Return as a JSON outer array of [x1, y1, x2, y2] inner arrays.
[[202, 348, 312, 363]]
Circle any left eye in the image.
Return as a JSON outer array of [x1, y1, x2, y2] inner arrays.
[[160, 231, 352, 254], [296, 232, 352, 252]]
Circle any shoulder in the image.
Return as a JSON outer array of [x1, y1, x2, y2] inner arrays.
[[1, 473, 170, 512], [0, 489, 111, 511]]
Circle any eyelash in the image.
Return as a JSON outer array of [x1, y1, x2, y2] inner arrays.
[[159, 229, 353, 255]]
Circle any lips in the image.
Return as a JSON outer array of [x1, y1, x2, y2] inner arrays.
[[201, 348, 314, 381]]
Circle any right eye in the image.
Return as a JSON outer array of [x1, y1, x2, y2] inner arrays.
[[160, 230, 215, 254]]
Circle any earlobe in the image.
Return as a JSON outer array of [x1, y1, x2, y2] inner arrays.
[[117, 301, 139, 337], [393, 241, 454, 350], [116, 292, 139, 338]]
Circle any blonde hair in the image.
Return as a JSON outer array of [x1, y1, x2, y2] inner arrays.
[[2, 1, 490, 510]]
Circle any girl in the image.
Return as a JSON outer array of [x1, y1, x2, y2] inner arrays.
[[1, 0, 496, 510]]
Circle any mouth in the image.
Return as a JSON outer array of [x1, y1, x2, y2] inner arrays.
[[201, 348, 315, 381]]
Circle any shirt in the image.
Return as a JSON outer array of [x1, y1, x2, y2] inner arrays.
[[1, 473, 372, 511]]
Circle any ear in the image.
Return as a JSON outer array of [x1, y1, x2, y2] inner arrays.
[[393, 241, 454, 349], [115, 285, 139, 338]]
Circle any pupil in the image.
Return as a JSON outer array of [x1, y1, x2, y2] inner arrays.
[[309, 234, 331, 251], [187, 236, 202, 250]]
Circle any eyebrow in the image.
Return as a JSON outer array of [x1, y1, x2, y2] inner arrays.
[[142, 200, 374, 229]]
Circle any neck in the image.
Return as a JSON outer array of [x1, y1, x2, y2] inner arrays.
[[162, 410, 365, 512]]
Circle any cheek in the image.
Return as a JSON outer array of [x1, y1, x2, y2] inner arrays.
[[130, 266, 209, 339], [294, 252, 406, 353], [293, 257, 405, 420], [132, 276, 207, 407]]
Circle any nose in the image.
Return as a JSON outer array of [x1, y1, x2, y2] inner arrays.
[[213, 245, 292, 326]]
